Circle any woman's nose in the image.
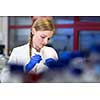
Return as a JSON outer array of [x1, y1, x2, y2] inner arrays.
[[43, 38, 48, 45]]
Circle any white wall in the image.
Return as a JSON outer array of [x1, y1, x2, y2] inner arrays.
[[0, 16, 8, 56]]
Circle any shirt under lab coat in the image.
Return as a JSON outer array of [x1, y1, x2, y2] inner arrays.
[[0, 43, 58, 82]]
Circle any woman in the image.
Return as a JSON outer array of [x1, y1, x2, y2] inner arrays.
[[8, 18, 58, 73]]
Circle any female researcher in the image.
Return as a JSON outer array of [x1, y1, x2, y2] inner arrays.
[[0, 18, 58, 82], [8, 18, 58, 74]]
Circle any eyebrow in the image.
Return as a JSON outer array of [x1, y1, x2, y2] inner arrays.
[[41, 34, 47, 37]]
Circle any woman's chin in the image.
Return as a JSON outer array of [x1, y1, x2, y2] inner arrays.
[[35, 45, 44, 51], [36, 46, 42, 52]]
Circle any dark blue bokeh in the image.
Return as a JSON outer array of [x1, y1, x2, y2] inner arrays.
[[8, 63, 24, 73]]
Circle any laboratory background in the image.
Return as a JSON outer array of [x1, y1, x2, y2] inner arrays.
[[0, 16, 100, 83]]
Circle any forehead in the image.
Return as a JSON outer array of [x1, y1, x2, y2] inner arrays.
[[37, 30, 54, 36]]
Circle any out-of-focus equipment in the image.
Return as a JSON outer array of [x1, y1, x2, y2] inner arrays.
[[0, 45, 7, 73]]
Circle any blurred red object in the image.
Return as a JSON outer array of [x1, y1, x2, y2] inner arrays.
[[24, 73, 43, 83]]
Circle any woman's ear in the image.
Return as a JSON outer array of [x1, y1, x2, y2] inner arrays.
[[32, 28, 36, 35]]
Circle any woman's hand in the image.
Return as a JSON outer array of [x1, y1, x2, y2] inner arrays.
[[25, 54, 42, 72]]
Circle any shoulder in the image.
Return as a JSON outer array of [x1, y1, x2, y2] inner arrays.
[[12, 44, 29, 53], [43, 46, 57, 53], [42, 46, 58, 60], [10, 43, 29, 58], [8, 44, 29, 64]]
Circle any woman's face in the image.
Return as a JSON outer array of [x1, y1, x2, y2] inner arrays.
[[32, 29, 54, 51]]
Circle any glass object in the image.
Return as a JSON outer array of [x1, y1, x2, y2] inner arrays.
[[54, 16, 74, 24], [79, 31, 100, 50], [9, 16, 32, 25], [0, 45, 7, 73], [51, 28, 73, 52], [8, 28, 30, 53], [79, 16, 100, 22]]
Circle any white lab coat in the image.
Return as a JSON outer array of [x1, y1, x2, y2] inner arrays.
[[0, 43, 58, 82]]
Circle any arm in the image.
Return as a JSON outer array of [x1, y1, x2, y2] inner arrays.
[[33, 47, 59, 73]]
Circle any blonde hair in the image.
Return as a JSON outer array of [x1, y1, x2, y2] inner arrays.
[[29, 18, 55, 58]]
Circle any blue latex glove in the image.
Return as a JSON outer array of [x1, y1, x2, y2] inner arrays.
[[25, 54, 42, 72], [44, 58, 57, 70]]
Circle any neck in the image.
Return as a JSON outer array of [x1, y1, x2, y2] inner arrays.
[[32, 43, 40, 52]]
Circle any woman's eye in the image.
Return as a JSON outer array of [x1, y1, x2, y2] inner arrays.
[[41, 36, 45, 38]]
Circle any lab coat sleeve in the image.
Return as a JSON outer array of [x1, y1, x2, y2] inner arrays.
[[8, 48, 17, 64]]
